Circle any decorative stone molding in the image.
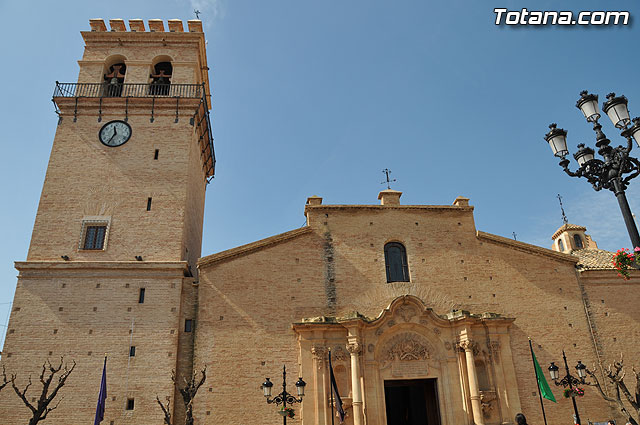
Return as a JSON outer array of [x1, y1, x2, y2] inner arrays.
[[480, 390, 497, 413], [331, 345, 349, 362], [397, 305, 417, 322], [311, 345, 326, 367], [457, 339, 479, 356], [384, 334, 431, 362], [346, 342, 362, 355]]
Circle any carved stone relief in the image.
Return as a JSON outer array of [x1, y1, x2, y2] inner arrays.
[[397, 305, 417, 322], [383, 333, 431, 362], [331, 345, 349, 362]]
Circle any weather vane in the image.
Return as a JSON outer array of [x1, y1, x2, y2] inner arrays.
[[381, 169, 396, 189], [557, 194, 568, 225], [194, 9, 201, 19]]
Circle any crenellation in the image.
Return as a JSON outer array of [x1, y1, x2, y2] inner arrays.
[[167, 19, 184, 32], [89, 18, 107, 32], [109, 18, 127, 32], [148, 19, 165, 32], [128, 19, 145, 32], [187, 19, 203, 33]]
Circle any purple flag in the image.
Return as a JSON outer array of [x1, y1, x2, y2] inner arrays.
[[94, 356, 107, 425], [329, 351, 346, 422]]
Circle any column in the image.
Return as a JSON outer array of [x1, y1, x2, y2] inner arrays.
[[311, 345, 328, 425], [347, 339, 364, 425], [461, 339, 485, 425]]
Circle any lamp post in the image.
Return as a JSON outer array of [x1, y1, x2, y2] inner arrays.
[[548, 351, 589, 425], [261, 365, 306, 424], [544, 91, 640, 250]]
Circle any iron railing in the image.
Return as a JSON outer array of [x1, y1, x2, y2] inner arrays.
[[53, 82, 204, 99]]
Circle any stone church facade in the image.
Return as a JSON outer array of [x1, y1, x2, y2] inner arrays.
[[0, 19, 639, 425]]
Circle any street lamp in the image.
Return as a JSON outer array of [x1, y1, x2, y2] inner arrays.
[[547, 351, 590, 425], [544, 90, 640, 250], [260, 365, 306, 424]]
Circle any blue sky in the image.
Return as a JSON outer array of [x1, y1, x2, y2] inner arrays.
[[1, 0, 640, 349]]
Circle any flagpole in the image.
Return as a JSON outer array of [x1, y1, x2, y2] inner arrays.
[[529, 338, 549, 425], [328, 348, 335, 425]]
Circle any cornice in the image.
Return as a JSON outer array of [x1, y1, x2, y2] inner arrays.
[[304, 204, 474, 213], [477, 231, 578, 264], [198, 227, 313, 268], [16, 261, 188, 271]]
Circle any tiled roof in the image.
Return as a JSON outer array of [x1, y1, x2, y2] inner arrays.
[[552, 223, 587, 240], [572, 248, 616, 270]]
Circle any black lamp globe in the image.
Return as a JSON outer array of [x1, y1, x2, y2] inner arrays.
[[262, 378, 273, 397], [548, 362, 560, 381], [603, 92, 631, 129], [576, 90, 600, 123], [295, 377, 306, 397], [545, 123, 569, 157], [628, 117, 640, 148], [575, 361, 587, 379], [574, 144, 595, 167]]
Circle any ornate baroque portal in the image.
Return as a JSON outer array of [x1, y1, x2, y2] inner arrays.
[[294, 296, 521, 425]]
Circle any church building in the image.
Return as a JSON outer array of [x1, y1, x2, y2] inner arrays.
[[0, 19, 638, 425]]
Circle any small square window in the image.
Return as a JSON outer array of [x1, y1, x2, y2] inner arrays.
[[129, 346, 136, 357], [83, 226, 107, 250], [126, 398, 135, 410], [79, 217, 111, 251], [185, 319, 193, 333]]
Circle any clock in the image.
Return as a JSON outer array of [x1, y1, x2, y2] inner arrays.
[[99, 120, 132, 147]]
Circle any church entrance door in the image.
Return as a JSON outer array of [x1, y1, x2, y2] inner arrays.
[[384, 379, 441, 425]]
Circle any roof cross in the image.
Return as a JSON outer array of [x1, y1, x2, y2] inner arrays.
[[557, 194, 569, 225], [194, 9, 201, 19], [381, 169, 397, 189]]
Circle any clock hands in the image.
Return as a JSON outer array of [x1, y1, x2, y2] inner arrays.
[[107, 127, 118, 145]]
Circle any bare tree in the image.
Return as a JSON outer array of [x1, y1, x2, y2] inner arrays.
[[9, 357, 75, 425], [587, 355, 640, 425], [1, 365, 9, 392], [156, 366, 207, 425]]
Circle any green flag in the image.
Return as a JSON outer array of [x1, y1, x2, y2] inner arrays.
[[531, 347, 557, 403]]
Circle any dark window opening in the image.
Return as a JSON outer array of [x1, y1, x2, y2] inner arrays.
[[138, 288, 145, 304], [83, 225, 107, 250], [147, 197, 152, 211], [129, 346, 136, 357], [558, 239, 564, 251], [154, 149, 159, 160], [185, 319, 193, 333], [149, 62, 172, 95], [384, 242, 410, 282], [126, 398, 135, 410], [103, 63, 126, 97], [573, 234, 584, 249]]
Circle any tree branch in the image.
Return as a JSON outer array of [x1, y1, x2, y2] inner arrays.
[[155, 395, 172, 425]]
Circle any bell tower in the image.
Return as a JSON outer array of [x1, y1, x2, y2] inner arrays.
[[0, 19, 214, 424]]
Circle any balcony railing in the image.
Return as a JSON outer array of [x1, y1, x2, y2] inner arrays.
[[53, 82, 204, 99]]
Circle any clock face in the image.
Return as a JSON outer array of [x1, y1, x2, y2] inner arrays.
[[99, 120, 132, 147]]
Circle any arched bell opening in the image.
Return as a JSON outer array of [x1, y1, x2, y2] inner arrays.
[[149, 57, 173, 96], [103, 55, 127, 97]]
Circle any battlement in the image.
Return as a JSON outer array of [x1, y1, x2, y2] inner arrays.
[[88, 18, 203, 33]]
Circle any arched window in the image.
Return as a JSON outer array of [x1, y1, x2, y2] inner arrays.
[[149, 61, 172, 96], [558, 239, 564, 251], [103, 62, 126, 97], [384, 242, 409, 282], [573, 234, 584, 249]]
